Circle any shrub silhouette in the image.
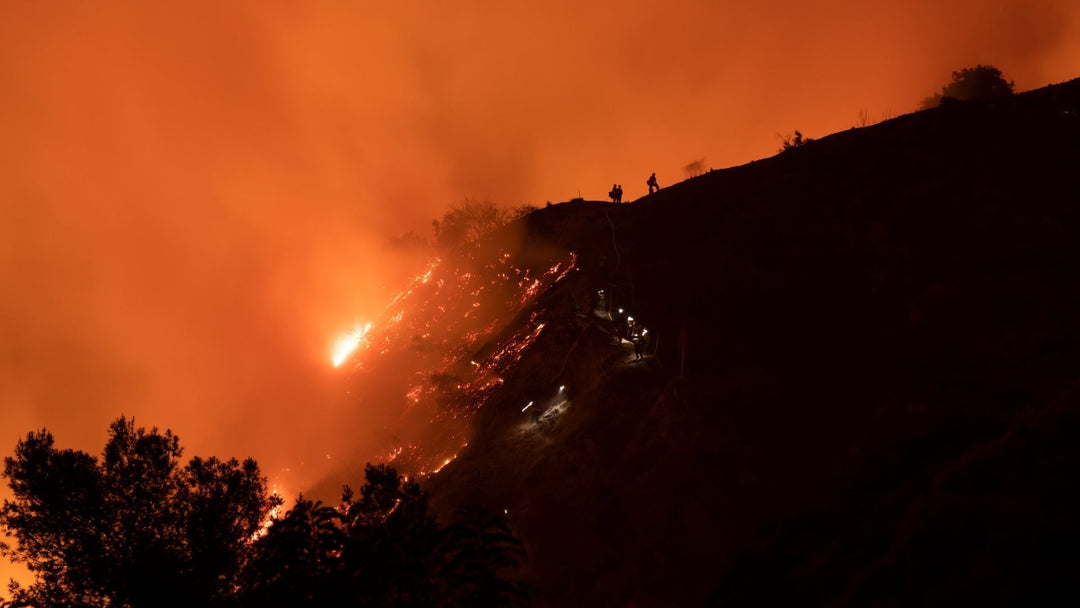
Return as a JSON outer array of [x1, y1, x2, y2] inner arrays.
[[779, 130, 813, 153], [244, 463, 529, 607], [920, 65, 1015, 110], [2, 421, 528, 607]]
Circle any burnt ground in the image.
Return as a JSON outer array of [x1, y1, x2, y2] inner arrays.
[[424, 77, 1080, 606]]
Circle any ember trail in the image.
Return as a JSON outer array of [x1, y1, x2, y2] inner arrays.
[[331, 242, 578, 478]]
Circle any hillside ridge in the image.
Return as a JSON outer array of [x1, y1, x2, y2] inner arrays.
[[421, 76, 1080, 605]]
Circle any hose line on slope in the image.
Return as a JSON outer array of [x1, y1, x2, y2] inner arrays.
[[603, 207, 635, 305], [604, 208, 621, 274]]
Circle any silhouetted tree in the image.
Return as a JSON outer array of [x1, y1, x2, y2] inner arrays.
[[433, 199, 515, 248], [338, 464, 442, 605], [0, 418, 278, 608], [779, 130, 813, 152], [2, 423, 527, 607], [920, 65, 1015, 109], [342, 465, 528, 606], [508, 203, 539, 222], [244, 463, 528, 607], [439, 505, 530, 606], [241, 497, 346, 606]]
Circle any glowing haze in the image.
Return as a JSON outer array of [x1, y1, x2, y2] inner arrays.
[[1, 0, 1078, 549]]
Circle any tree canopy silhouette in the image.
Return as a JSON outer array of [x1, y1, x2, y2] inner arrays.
[[432, 199, 507, 249], [779, 130, 813, 152], [431, 199, 535, 249], [920, 65, 1015, 109], [0, 418, 278, 608], [1, 420, 528, 607], [244, 463, 529, 607]]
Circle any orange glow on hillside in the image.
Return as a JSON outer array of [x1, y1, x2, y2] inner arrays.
[[1, 0, 1079, 588]]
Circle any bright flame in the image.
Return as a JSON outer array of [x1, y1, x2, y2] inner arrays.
[[332, 322, 372, 367], [250, 485, 285, 543], [430, 455, 456, 474]]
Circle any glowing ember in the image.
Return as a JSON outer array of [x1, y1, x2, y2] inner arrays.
[[430, 455, 457, 474], [332, 322, 372, 367]]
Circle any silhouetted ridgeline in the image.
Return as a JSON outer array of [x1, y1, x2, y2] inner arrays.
[[423, 77, 1080, 606]]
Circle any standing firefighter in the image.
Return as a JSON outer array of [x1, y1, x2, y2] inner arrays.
[[647, 172, 659, 194]]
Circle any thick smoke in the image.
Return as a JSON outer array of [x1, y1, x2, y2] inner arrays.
[[0, 2, 1077, 586]]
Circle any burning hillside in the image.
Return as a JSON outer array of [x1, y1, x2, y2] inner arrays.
[[320, 231, 577, 483], [271, 78, 1080, 605]]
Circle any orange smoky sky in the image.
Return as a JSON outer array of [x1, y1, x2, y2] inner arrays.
[[0, 0, 1078, 551]]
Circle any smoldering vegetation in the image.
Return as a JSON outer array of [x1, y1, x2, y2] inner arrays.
[[304, 217, 578, 498]]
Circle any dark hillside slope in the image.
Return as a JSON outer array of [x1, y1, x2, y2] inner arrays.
[[425, 78, 1080, 606]]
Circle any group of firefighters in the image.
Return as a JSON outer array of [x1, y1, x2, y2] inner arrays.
[[528, 290, 650, 424], [596, 290, 650, 360], [608, 173, 660, 203]]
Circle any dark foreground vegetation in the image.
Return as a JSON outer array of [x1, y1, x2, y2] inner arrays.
[[919, 64, 1016, 109], [0, 419, 527, 607]]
